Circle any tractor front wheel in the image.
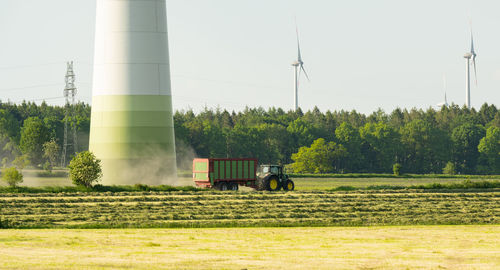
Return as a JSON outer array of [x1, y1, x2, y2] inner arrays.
[[283, 180, 295, 191]]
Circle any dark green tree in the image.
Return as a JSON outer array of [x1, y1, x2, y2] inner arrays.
[[19, 117, 50, 166], [291, 138, 346, 173], [335, 122, 363, 172], [477, 126, 500, 174], [451, 123, 485, 173]]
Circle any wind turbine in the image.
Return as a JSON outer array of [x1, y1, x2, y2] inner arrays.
[[292, 22, 310, 111], [464, 24, 477, 109], [437, 74, 449, 108]]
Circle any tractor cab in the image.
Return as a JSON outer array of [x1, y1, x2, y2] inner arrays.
[[259, 164, 281, 176]]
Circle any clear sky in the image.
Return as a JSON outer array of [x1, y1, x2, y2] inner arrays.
[[1, 0, 500, 114]]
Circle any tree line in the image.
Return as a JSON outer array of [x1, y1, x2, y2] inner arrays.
[[0, 101, 90, 170], [1, 100, 499, 174]]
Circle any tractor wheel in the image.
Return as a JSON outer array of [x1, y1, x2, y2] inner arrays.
[[283, 180, 295, 191], [218, 182, 228, 191], [229, 182, 239, 191], [266, 176, 281, 191]]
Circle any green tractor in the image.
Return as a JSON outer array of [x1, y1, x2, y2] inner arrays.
[[257, 164, 295, 191]]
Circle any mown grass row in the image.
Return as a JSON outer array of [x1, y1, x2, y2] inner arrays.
[[1, 191, 498, 229], [1, 180, 499, 194], [0, 184, 200, 194]]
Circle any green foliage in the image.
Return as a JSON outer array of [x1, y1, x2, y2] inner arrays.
[[12, 155, 29, 170], [335, 122, 363, 172], [393, 163, 402, 176], [2, 101, 500, 175], [478, 126, 500, 174], [291, 138, 346, 173], [68, 151, 103, 188], [443, 162, 456, 175], [43, 139, 60, 170], [36, 170, 68, 178], [451, 123, 485, 173], [400, 119, 450, 173], [19, 117, 50, 166], [360, 122, 400, 172], [0, 134, 20, 168], [42, 161, 52, 173], [1, 167, 23, 187], [0, 109, 20, 142]]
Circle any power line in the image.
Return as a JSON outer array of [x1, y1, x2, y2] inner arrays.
[[171, 73, 288, 91], [0, 62, 66, 70], [0, 83, 62, 92], [0, 60, 93, 70]]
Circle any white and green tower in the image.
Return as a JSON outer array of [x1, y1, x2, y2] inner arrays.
[[89, 0, 177, 185]]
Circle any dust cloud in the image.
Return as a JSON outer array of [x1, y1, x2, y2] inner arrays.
[[99, 141, 197, 187]]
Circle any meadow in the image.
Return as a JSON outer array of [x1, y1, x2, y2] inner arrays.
[[0, 226, 498, 269], [5, 169, 499, 190], [293, 176, 498, 190], [1, 190, 498, 229], [1, 172, 499, 269]]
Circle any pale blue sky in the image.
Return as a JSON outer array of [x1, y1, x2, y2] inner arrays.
[[1, 0, 500, 114]]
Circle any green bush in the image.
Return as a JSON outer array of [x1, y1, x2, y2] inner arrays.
[[443, 162, 456, 175], [2, 167, 23, 187], [68, 151, 103, 188], [12, 155, 29, 170], [393, 163, 402, 176], [36, 171, 68, 178], [43, 161, 52, 173]]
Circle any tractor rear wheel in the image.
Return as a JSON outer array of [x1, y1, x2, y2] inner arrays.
[[266, 176, 281, 191], [229, 182, 239, 191], [283, 180, 295, 191]]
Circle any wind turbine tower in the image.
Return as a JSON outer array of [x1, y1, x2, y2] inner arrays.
[[437, 74, 449, 108], [464, 27, 477, 109], [292, 23, 309, 111], [89, 0, 177, 185]]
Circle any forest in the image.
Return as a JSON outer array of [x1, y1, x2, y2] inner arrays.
[[1, 100, 499, 175]]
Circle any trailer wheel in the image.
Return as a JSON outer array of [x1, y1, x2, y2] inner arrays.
[[266, 176, 281, 191], [229, 183, 239, 191], [283, 180, 295, 191], [217, 182, 228, 191]]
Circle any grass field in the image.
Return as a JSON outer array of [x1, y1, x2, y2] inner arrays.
[[1, 190, 498, 228], [0, 226, 498, 269], [1, 172, 499, 269], [4, 168, 497, 191], [293, 177, 496, 190]]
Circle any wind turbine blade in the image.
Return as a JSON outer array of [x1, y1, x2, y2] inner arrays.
[[301, 64, 310, 81], [296, 24, 302, 62], [469, 19, 476, 54]]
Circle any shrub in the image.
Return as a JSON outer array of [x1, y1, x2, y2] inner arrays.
[[443, 162, 456, 175], [43, 160, 52, 173], [393, 163, 402, 176], [2, 167, 23, 187], [12, 155, 30, 170], [1, 157, 8, 168], [68, 151, 103, 188]]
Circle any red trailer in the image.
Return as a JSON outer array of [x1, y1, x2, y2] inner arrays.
[[192, 158, 258, 191]]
